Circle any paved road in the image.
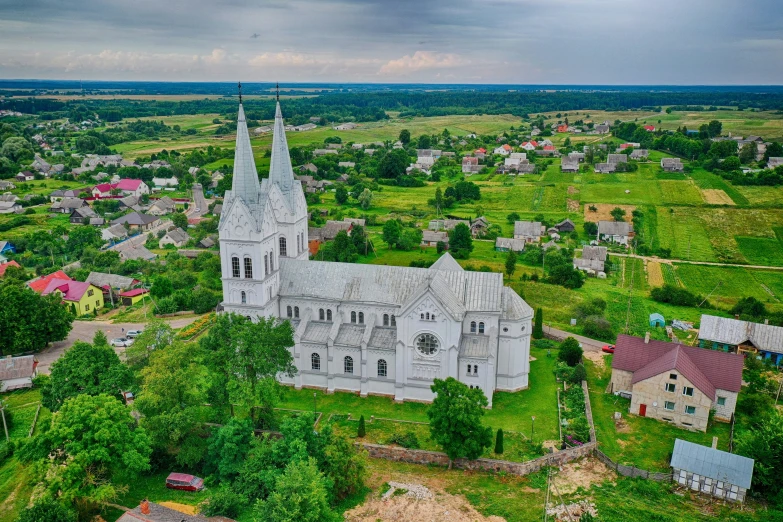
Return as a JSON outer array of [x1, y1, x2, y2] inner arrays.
[[189, 183, 209, 219], [36, 316, 198, 375], [544, 325, 605, 352], [604, 251, 783, 271]]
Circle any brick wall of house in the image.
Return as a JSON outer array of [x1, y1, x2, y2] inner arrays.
[[712, 389, 738, 421], [630, 371, 714, 432]]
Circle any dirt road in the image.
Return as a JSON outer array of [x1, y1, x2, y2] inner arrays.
[[36, 316, 198, 374]]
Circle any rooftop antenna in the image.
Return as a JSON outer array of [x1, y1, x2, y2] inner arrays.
[[238, 81, 242, 104], [276, 82, 280, 102]]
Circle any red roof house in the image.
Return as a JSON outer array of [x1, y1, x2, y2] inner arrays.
[[557, 124, 568, 133], [27, 270, 71, 294], [92, 183, 114, 198], [644, 125, 656, 132], [475, 148, 487, 154], [543, 145, 555, 151], [0, 260, 21, 278]]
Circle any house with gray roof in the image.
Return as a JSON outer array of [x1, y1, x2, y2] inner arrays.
[[101, 223, 128, 242], [422, 230, 449, 247], [86, 272, 139, 292], [698, 314, 783, 362], [630, 149, 649, 160], [597, 220, 633, 246], [495, 237, 526, 252], [217, 100, 534, 407], [574, 246, 608, 274], [594, 162, 616, 174], [513, 221, 544, 243], [661, 157, 684, 172], [671, 439, 753, 502], [607, 154, 628, 164], [50, 197, 87, 214], [561, 156, 580, 173], [159, 227, 191, 248], [147, 196, 176, 216], [0, 355, 37, 392], [768, 157, 783, 169]]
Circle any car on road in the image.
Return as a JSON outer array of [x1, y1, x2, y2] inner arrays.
[[165, 473, 205, 492], [602, 344, 615, 354], [126, 330, 143, 338], [110, 338, 134, 347]]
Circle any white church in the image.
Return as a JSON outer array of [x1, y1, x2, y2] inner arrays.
[[218, 100, 534, 407]]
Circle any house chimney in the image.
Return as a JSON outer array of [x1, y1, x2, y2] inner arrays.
[[712, 437, 718, 449], [140, 500, 150, 515], [644, 332, 650, 344], [735, 314, 740, 320]]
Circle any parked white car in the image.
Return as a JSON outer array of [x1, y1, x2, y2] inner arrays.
[[110, 338, 134, 347], [126, 330, 143, 338]]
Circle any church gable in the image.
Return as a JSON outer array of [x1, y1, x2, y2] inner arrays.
[[402, 288, 460, 324], [266, 182, 294, 222]]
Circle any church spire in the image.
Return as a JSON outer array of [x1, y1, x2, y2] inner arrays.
[[268, 99, 295, 197], [230, 94, 262, 204]]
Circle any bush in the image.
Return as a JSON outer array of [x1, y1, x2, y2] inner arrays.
[[16, 498, 77, 522], [494, 428, 504, 454], [0, 441, 13, 464], [582, 316, 614, 341], [156, 297, 177, 314], [192, 288, 220, 314], [650, 284, 699, 307], [387, 431, 420, 449], [200, 487, 248, 519], [558, 337, 583, 366], [357, 415, 366, 438], [570, 363, 587, 384]]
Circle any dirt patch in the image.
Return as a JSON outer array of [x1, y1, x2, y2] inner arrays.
[[646, 261, 664, 287], [567, 199, 580, 212], [567, 185, 579, 195], [553, 457, 615, 495], [701, 189, 735, 205], [583, 203, 636, 223], [583, 350, 607, 369], [542, 440, 560, 453], [157, 502, 198, 515], [614, 416, 631, 434], [345, 484, 506, 522]]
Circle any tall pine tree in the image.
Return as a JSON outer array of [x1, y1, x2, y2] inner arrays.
[[533, 307, 544, 339]]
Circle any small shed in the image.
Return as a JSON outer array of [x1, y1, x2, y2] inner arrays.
[[119, 288, 149, 306], [649, 313, 665, 328], [671, 439, 754, 502]]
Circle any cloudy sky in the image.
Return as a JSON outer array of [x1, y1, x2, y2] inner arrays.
[[1, 0, 781, 84]]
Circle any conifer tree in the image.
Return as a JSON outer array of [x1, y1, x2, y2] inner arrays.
[[533, 307, 544, 339], [357, 415, 366, 438], [494, 428, 504, 455]]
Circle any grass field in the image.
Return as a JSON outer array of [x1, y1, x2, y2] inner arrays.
[[656, 207, 717, 262]]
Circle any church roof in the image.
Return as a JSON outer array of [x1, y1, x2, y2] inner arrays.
[[369, 327, 397, 350], [231, 104, 262, 205], [335, 324, 366, 347], [278, 258, 505, 315], [302, 321, 332, 344], [460, 335, 491, 358], [501, 286, 534, 320], [428, 252, 463, 272], [269, 102, 297, 210]]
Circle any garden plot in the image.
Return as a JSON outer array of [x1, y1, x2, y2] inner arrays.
[[701, 189, 735, 205], [583, 203, 636, 223]]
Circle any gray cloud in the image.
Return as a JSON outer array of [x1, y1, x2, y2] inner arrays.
[[0, 0, 780, 83]]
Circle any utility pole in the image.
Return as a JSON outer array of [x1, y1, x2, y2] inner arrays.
[[0, 402, 8, 442]]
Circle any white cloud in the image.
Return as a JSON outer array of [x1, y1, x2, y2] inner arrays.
[[379, 51, 469, 76]]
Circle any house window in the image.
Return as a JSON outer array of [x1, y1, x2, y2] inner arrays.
[[416, 334, 439, 356], [96, 300, 100, 307], [717, 397, 726, 406], [85, 304, 90, 311], [319, 308, 325, 321], [391, 315, 396, 326], [232, 256, 241, 278], [327, 309, 332, 321], [264, 254, 269, 276], [87, 289, 94, 297], [470, 321, 477, 333], [685, 405, 696, 415], [669, 373, 678, 380], [378, 359, 387, 377], [358, 312, 364, 324], [311, 353, 320, 371], [683, 387, 694, 397], [479, 322, 485, 334], [244, 257, 253, 279], [383, 314, 389, 326], [664, 401, 675, 411], [241, 291, 246, 304], [665, 383, 676, 393], [294, 306, 299, 319], [344, 356, 354, 374], [279, 236, 287, 257], [287, 306, 292, 318], [351, 311, 357, 323]]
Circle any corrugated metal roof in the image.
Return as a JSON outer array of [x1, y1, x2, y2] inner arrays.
[[460, 335, 491, 358], [631, 346, 716, 399], [598, 221, 632, 236], [368, 327, 397, 349], [502, 286, 534, 320], [514, 221, 542, 237], [582, 246, 607, 261], [428, 252, 463, 271], [335, 324, 366, 347], [699, 314, 783, 354], [86, 272, 136, 289], [671, 439, 754, 489], [302, 322, 331, 344]]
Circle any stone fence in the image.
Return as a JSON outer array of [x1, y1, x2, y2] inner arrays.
[[594, 449, 673, 482]]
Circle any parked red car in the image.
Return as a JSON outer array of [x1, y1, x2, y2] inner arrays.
[[165, 473, 204, 492], [602, 344, 615, 354]]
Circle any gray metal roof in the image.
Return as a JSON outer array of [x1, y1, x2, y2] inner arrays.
[[0, 355, 35, 381], [582, 246, 608, 261], [574, 258, 605, 271], [460, 335, 491, 358], [278, 257, 504, 314], [699, 314, 783, 354], [598, 221, 632, 236], [428, 252, 463, 271], [368, 327, 396, 349], [502, 286, 533, 320], [495, 237, 526, 252], [86, 271, 136, 289], [671, 439, 754, 489], [514, 221, 543, 237], [302, 321, 332, 344], [335, 324, 366, 347]]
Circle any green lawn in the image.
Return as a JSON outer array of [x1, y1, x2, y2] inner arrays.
[[735, 236, 783, 266]]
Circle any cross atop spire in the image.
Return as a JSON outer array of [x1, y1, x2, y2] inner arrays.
[[276, 82, 279, 102], [238, 81, 242, 104]]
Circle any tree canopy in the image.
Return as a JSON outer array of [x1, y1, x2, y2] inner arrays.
[[0, 281, 73, 355]]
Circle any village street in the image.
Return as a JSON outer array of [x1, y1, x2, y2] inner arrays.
[[36, 316, 199, 374]]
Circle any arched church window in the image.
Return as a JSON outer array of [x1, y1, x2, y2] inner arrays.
[[426, 312, 430, 320], [279, 236, 287, 257], [244, 257, 253, 279], [378, 359, 387, 377], [351, 311, 357, 323], [294, 306, 300, 319], [470, 321, 477, 333], [383, 314, 389, 326], [416, 334, 439, 357], [358, 312, 364, 324], [311, 353, 320, 371], [319, 308, 325, 321], [467, 364, 472, 374], [264, 254, 269, 276], [344, 356, 354, 374], [479, 322, 485, 334], [391, 315, 396, 326], [287, 306, 292, 318], [241, 291, 246, 304], [327, 309, 332, 321], [269, 253, 274, 271], [232, 256, 240, 278], [420, 313, 424, 320]]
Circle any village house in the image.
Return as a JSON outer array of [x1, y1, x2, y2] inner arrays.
[[86, 271, 139, 295], [319, 220, 353, 241], [521, 141, 538, 151], [517, 163, 537, 174], [428, 219, 469, 232], [101, 224, 128, 243], [69, 206, 99, 224], [568, 152, 585, 162], [198, 236, 217, 249], [767, 157, 783, 168], [338, 161, 355, 169], [116, 244, 157, 261], [644, 125, 656, 132], [15, 171, 35, 182], [573, 245, 608, 274], [118, 195, 143, 212], [661, 158, 684, 172], [597, 220, 633, 246], [470, 217, 490, 238], [159, 227, 191, 248], [41, 277, 105, 316], [671, 439, 753, 503], [119, 288, 149, 306], [0, 201, 23, 214], [561, 156, 580, 173], [630, 149, 649, 160], [421, 230, 449, 247], [553, 219, 575, 233], [313, 149, 338, 157], [513, 221, 544, 243], [147, 196, 177, 216], [115, 179, 150, 198], [152, 176, 179, 188], [0, 355, 37, 393], [0, 260, 21, 278], [493, 144, 512, 156], [462, 156, 481, 174], [698, 314, 783, 363], [594, 163, 616, 174], [609, 333, 744, 432], [49, 188, 87, 203], [607, 154, 628, 165], [495, 237, 526, 252], [111, 212, 160, 232], [0, 180, 15, 191], [594, 123, 610, 134], [333, 122, 358, 130]]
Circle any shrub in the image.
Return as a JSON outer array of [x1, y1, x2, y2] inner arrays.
[[200, 487, 248, 519], [582, 316, 614, 341], [494, 428, 504, 454], [0, 441, 13, 464], [192, 288, 220, 314], [570, 363, 587, 384], [156, 297, 177, 314], [650, 284, 699, 307], [15, 498, 76, 522], [357, 415, 366, 438], [387, 431, 420, 449], [558, 337, 583, 366]]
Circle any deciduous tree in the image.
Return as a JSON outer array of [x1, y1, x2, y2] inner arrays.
[[558, 337, 583, 367], [0, 281, 73, 355], [449, 223, 473, 259], [255, 459, 339, 522], [505, 249, 517, 278], [382, 219, 402, 249]]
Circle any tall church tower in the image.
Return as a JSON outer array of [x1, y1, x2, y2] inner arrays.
[[218, 94, 309, 319]]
